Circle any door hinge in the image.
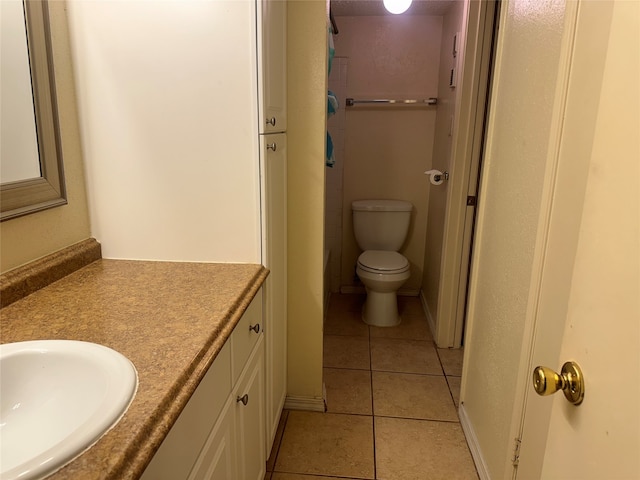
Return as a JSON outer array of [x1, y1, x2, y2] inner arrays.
[[466, 195, 477, 206], [512, 437, 522, 466]]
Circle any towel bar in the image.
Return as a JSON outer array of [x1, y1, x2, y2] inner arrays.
[[346, 98, 438, 107]]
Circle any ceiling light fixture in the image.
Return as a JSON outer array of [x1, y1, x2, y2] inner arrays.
[[383, 0, 412, 14]]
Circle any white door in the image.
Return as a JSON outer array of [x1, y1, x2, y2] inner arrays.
[[516, 2, 639, 478]]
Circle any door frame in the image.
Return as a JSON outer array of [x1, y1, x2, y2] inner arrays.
[[434, 0, 497, 348]]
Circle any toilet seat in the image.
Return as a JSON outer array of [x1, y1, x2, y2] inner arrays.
[[357, 250, 410, 275]]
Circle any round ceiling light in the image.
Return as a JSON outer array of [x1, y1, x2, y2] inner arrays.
[[383, 0, 413, 14]]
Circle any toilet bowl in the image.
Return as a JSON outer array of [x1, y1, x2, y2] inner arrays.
[[352, 199, 413, 327], [356, 251, 410, 327]]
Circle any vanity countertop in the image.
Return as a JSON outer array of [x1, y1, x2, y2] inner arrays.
[[0, 259, 269, 479]]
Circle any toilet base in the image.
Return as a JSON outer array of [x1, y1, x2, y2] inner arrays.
[[362, 290, 401, 327]]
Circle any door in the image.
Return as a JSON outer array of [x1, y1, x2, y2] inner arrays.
[[257, 0, 287, 133], [261, 133, 288, 448], [516, 2, 639, 478], [235, 339, 266, 480]]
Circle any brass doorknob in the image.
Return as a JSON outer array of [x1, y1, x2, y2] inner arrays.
[[532, 361, 585, 406]]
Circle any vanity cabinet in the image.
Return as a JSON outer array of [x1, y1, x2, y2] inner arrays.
[[141, 290, 264, 480]]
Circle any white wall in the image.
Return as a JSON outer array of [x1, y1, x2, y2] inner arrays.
[[67, 0, 261, 262]]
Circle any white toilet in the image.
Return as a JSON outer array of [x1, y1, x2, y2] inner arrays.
[[352, 199, 412, 327]]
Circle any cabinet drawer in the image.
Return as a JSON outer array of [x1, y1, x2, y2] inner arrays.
[[231, 290, 263, 385]]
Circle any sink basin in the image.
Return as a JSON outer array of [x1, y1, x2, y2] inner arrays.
[[0, 340, 138, 480]]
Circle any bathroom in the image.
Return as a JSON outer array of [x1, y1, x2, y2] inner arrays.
[[2, 0, 636, 478], [324, 0, 471, 345]]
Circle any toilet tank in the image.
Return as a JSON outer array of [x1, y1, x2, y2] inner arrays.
[[352, 199, 413, 251]]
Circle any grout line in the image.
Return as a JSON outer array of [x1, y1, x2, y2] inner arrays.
[[368, 368, 447, 377], [373, 413, 461, 425], [268, 410, 290, 472], [368, 323, 377, 479]]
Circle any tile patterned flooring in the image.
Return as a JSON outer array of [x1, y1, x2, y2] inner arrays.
[[265, 294, 479, 480]]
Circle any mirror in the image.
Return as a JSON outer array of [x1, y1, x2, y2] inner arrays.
[[0, 0, 66, 221]]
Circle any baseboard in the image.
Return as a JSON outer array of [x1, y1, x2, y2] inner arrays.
[[284, 395, 326, 412], [419, 290, 437, 341], [459, 403, 491, 480]]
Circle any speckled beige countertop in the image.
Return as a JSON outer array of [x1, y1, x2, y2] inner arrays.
[[0, 259, 268, 479]]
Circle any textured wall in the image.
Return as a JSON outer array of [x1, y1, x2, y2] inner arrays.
[[421, 0, 465, 332], [334, 15, 442, 292]]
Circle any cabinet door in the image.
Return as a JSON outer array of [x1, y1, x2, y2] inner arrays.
[[261, 133, 287, 450], [257, 0, 287, 133], [187, 398, 236, 480], [140, 344, 232, 480], [235, 338, 266, 480]]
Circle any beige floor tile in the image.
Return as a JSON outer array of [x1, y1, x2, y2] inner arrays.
[[447, 376, 461, 407], [370, 337, 442, 375], [375, 417, 479, 480], [323, 335, 370, 370], [369, 313, 433, 341], [397, 295, 426, 316], [272, 474, 361, 480], [324, 308, 369, 337], [372, 371, 458, 421], [328, 293, 365, 313], [274, 411, 375, 479], [324, 368, 372, 415], [267, 410, 289, 472], [438, 347, 464, 376]]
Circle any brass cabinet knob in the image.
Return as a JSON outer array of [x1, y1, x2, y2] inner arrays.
[[532, 361, 585, 405]]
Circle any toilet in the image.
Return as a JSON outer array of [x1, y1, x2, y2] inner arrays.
[[352, 199, 412, 327]]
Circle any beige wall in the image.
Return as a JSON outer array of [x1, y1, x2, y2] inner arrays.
[[421, 1, 465, 326], [286, 0, 326, 401], [334, 15, 442, 292], [325, 56, 348, 294], [461, 0, 568, 477], [0, 2, 91, 273]]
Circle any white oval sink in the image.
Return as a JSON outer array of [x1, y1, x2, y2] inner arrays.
[[0, 340, 138, 480]]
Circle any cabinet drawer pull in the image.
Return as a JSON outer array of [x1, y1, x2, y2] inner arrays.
[[237, 394, 249, 406], [266, 143, 277, 152], [266, 117, 276, 126], [249, 323, 260, 334]]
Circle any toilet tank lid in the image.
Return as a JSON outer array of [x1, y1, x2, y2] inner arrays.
[[352, 199, 413, 212]]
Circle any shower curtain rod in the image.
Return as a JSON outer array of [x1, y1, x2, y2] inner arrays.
[[346, 98, 438, 106]]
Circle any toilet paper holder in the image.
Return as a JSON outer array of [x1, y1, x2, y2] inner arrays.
[[424, 169, 449, 185]]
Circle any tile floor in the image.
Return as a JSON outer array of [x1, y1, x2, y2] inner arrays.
[[265, 294, 479, 480]]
